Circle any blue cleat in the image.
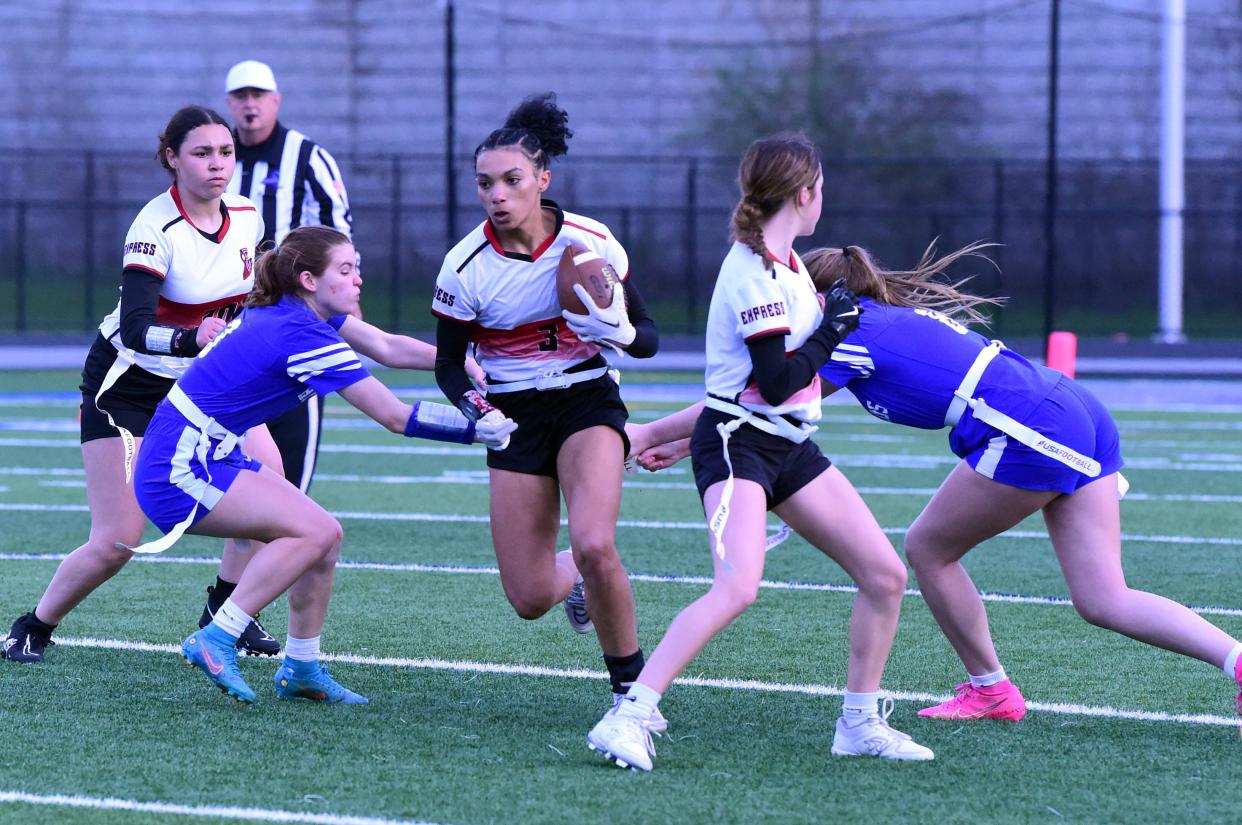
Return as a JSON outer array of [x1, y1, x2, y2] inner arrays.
[[182, 626, 255, 704], [274, 660, 368, 704]]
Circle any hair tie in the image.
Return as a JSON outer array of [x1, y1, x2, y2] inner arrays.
[[841, 246, 852, 259]]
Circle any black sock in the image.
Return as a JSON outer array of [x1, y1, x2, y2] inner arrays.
[[603, 649, 646, 695], [209, 577, 237, 609], [28, 609, 57, 632]]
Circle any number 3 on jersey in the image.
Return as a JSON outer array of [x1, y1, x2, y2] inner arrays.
[[537, 322, 559, 352]]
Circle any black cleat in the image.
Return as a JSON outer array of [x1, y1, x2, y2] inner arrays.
[[3, 612, 56, 663], [199, 586, 281, 657]]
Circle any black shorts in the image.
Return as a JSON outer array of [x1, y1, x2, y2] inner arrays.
[[484, 374, 629, 478], [691, 407, 831, 509], [78, 333, 175, 444]]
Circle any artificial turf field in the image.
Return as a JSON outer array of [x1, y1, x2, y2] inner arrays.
[[1, 368, 1240, 824]]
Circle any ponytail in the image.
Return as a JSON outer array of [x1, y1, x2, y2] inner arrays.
[[803, 240, 1004, 327], [246, 226, 351, 308]]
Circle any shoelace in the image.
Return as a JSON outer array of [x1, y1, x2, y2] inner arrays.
[[612, 695, 667, 737]]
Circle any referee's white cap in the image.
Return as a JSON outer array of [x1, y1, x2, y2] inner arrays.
[[225, 60, 278, 94]]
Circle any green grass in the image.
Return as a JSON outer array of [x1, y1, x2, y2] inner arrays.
[[1, 373, 1242, 823]]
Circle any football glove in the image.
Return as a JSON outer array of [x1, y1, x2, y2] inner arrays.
[[457, 390, 517, 451], [561, 283, 636, 355], [819, 278, 862, 346]]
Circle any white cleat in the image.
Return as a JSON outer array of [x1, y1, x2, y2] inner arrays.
[[612, 692, 668, 734], [587, 707, 656, 771], [830, 698, 935, 761], [563, 575, 594, 634]]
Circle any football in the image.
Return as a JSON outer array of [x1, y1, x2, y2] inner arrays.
[[557, 245, 620, 314]]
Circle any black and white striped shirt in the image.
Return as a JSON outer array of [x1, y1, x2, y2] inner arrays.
[[227, 122, 352, 247]]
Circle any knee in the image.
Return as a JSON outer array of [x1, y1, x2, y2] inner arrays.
[[857, 558, 909, 604], [903, 524, 937, 571], [570, 539, 623, 582], [301, 516, 342, 562], [508, 593, 555, 621], [1073, 594, 1118, 629], [710, 578, 760, 619], [82, 537, 138, 571]]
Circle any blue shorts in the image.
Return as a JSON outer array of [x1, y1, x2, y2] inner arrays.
[[948, 377, 1124, 494], [134, 412, 263, 534]]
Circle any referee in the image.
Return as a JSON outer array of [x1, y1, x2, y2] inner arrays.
[[224, 59, 353, 493], [189, 60, 355, 652]]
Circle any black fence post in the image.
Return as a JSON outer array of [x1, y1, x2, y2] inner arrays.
[[84, 150, 96, 330], [16, 202, 27, 333], [389, 154, 402, 331], [684, 157, 699, 333]]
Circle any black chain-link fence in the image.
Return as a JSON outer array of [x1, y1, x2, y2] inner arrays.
[[3, 150, 1240, 339]]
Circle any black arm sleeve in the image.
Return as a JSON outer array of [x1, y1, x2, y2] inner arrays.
[[118, 268, 201, 357], [745, 326, 840, 407], [622, 278, 659, 358], [434, 316, 477, 406]]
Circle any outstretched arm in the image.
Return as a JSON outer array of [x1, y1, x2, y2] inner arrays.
[[339, 316, 485, 384], [337, 375, 513, 448]]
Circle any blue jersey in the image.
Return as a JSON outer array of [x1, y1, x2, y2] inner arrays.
[[817, 298, 1060, 432], [161, 295, 370, 434]]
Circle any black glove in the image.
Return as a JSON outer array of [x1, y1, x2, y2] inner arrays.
[[819, 278, 862, 345]]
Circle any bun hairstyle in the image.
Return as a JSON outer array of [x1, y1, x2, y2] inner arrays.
[[802, 240, 1004, 327], [247, 226, 352, 308], [729, 132, 821, 266], [474, 92, 573, 172], [157, 106, 231, 177]]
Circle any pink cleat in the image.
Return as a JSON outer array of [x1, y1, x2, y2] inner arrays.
[[1234, 657, 1242, 719], [919, 679, 1027, 722]]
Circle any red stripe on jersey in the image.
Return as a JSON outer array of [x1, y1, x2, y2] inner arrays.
[[481, 220, 558, 261], [738, 375, 821, 408], [564, 220, 606, 240], [155, 291, 250, 327], [128, 264, 166, 280], [764, 250, 798, 271], [431, 307, 464, 321], [470, 317, 594, 360], [743, 327, 790, 343], [227, 205, 257, 212], [169, 185, 232, 242]]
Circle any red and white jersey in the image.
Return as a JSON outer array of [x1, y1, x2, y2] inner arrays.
[[431, 202, 628, 384], [99, 186, 262, 379], [704, 241, 823, 423]]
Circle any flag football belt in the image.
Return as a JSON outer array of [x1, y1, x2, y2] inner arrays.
[[486, 365, 610, 393], [126, 385, 246, 556], [702, 395, 813, 570], [946, 340, 1102, 479]]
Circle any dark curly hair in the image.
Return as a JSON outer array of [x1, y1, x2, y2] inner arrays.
[[474, 92, 573, 172]]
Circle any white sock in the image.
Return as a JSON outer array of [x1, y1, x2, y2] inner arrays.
[[284, 635, 321, 663], [969, 668, 1008, 689], [842, 690, 881, 719], [1223, 642, 1242, 679], [211, 598, 252, 640], [617, 682, 662, 719]]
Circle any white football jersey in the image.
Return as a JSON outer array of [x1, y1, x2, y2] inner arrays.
[[432, 202, 628, 384], [704, 241, 823, 423], [99, 186, 263, 379]]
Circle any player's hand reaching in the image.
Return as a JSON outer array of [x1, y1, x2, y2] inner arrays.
[[818, 278, 862, 346], [195, 316, 229, 348], [457, 389, 516, 451], [562, 283, 636, 353]]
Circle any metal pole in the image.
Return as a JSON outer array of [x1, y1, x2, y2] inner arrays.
[[1157, 0, 1186, 343], [444, 0, 458, 246], [685, 158, 699, 332], [390, 154, 402, 331], [16, 202, 27, 333], [84, 151, 96, 330], [1041, 0, 1061, 355]]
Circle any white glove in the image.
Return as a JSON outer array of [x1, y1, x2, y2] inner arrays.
[[475, 409, 517, 451], [458, 389, 517, 451], [561, 283, 636, 355]]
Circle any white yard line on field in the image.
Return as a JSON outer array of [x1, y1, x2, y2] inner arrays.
[[0, 791, 442, 825], [2, 501, 1241, 547], [3, 552, 1241, 618], [39, 636, 1242, 729]]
